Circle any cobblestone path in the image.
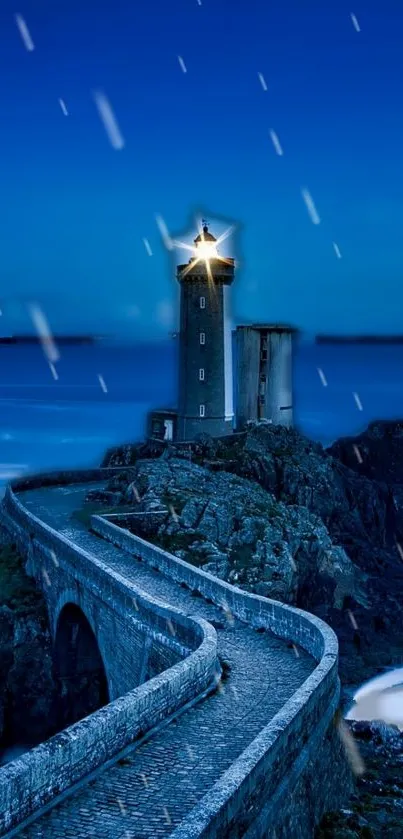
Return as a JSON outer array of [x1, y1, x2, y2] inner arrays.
[[16, 483, 315, 838]]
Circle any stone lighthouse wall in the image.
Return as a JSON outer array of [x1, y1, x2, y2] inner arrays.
[[176, 261, 234, 441]]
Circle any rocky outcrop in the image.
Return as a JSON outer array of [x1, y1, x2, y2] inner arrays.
[[102, 456, 359, 608], [318, 720, 403, 838], [0, 532, 57, 761], [329, 419, 403, 485], [100, 422, 403, 685]]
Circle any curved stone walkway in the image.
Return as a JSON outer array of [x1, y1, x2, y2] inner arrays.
[[15, 483, 315, 838]]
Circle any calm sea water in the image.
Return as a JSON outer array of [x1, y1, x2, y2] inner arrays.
[[0, 339, 402, 486]]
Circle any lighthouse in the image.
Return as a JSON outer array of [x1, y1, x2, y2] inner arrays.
[[147, 215, 296, 445], [175, 222, 235, 441]]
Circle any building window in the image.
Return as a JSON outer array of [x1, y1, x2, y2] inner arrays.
[[199, 368, 205, 381], [199, 332, 205, 345], [200, 296, 206, 309], [199, 404, 205, 417]]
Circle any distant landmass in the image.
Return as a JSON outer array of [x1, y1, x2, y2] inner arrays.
[[0, 335, 102, 346], [316, 335, 403, 345]]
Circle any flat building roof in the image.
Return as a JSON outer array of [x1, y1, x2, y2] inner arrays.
[[236, 323, 298, 333]]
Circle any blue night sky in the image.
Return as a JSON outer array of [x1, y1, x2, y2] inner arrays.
[[1, 0, 403, 337]]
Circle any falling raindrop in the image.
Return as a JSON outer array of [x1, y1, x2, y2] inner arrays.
[[301, 189, 321, 225], [98, 374, 108, 393], [93, 91, 125, 150], [143, 238, 153, 256], [166, 619, 176, 637], [317, 367, 328, 387], [49, 362, 59, 380], [50, 550, 59, 567], [258, 72, 267, 91], [178, 56, 187, 73], [15, 14, 35, 51], [27, 303, 60, 363], [42, 569, 51, 587], [337, 719, 365, 775], [155, 215, 174, 251], [117, 799, 127, 816], [347, 609, 358, 630], [269, 129, 283, 156], [59, 98, 68, 116], [333, 242, 342, 259], [163, 807, 172, 826], [350, 13, 361, 32]]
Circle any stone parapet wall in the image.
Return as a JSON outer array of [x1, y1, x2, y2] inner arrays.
[[93, 513, 351, 838], [2, 490, 201, 656], [92, 514, 336, 662], [0, 474, 218, 837]]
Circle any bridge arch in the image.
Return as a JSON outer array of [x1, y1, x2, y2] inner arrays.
[[53, 602, 110, 729]]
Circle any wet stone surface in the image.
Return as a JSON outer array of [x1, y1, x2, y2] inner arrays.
[[16, 484, 314, 838]]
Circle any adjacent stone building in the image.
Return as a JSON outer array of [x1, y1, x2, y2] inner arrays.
[[148, 222, 296, 442], [235, 324, 295, 429]]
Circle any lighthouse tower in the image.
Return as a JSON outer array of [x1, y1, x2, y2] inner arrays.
[[176, 222, 235, 442]]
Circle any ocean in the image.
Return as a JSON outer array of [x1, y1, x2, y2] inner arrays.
[[0, 339, 402, 487]]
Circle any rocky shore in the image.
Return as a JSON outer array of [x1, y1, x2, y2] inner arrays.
[[100, 420, 403, 687], [317, 720, 403, 838], [0, 531, 57, 762]]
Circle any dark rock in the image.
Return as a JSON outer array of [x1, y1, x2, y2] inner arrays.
[[329, 420, 403, 485], [85, 489, 123, 506], [317, 720, 403, 838], [104, 443, 360, 615], [0, 537, 58, 752]]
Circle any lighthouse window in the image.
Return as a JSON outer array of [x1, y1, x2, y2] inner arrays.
[[199, 332, 205, 345], [199, 368, 205, 381], [200, 296, 206, 309], [199, 404, 205, 417]]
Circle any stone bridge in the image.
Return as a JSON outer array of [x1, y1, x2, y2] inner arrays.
[[0, 469, 351, 838]]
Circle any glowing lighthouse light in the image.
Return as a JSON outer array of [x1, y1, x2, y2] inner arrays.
[[170, 219, 235, 282], [194, 223, 218, 260]]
